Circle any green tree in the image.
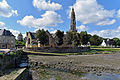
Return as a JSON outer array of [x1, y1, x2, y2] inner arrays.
[[35, 29, 49, 45], [17, 33, 23, 41], [63, 32, 73, 45], [16, 40, 25, 46], [55, 30, 64, 46], [89, 35, 103, 46], [113, 38, 120, 47], [79, 31, 89, 45], [63, 32, 79, 46], [72, 32, 80, 46]]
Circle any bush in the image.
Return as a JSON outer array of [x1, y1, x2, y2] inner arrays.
[[16, 50, 24, 55], [0, 53, 4, 59]]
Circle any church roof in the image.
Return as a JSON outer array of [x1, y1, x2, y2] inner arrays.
[[30, 32, 36, 39], [0, 29, 14, 36]]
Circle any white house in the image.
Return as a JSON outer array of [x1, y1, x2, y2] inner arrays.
[[101, 40, 107, 47]]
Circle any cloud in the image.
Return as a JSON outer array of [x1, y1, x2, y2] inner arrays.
[[0, 21, 6, 29], [0, 0, 18, 17], [117, 9, 120, 18], [97, 19, 116, 26], [17, 11, 63, 29], [51, 30, 57, 34], [9, 29, 20, 37], [90, 26, 120, 38], [77, 25, 88, 31], [33, 0, 62, 11], [71, 0, 116, 26], [0, 21, 20, 37]]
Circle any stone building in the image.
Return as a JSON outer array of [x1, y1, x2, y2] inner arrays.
[[0, 29, 16, 49], [69, 8, 77, 32], [25, 31, 57, 48], [25, 32, 38, 48]]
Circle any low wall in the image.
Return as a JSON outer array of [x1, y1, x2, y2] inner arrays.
[[26, 47, 90, 53], [15, 68, 28, 80]]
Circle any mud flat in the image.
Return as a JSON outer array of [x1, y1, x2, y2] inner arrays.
[[28, 53, 120, 80], [28, 53, 120, 74]]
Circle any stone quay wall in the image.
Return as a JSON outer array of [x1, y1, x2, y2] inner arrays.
[[26, 47, 90, 53]]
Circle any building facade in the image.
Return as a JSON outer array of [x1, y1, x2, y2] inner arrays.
[[0, 29, 16, 49]]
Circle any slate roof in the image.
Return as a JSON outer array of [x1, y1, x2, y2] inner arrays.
[[0, 29, 14, 36], [29, 32, 36, 39]]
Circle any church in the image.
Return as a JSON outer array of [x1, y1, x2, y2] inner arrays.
[[25, 8, 77, 48]]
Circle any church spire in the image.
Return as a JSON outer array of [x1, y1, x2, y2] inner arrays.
[[70, 7, 77, 32]]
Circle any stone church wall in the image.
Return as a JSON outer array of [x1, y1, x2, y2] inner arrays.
[[26, 47, 90, 53]]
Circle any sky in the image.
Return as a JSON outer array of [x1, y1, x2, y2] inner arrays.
[[0, 0, 120, 39]]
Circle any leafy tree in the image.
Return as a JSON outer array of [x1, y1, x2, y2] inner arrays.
[[17, 33, 23, 41], [87, 34, 92, 41], [55, 30, 64, 46], [113, 38, 120, 47], [89, 35, 103, 46], [63, 32, 73, 45], [35, 29, 49, 45], [64, 32, 79, 46], [72, 32, 80, 46], [16, 40, 25, 46], [79, 31, 89, 45]]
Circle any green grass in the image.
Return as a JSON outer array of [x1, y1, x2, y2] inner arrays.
[[92, 48, 120, 51], [24, 50, 70, 56], [25, 48, 120, 56]]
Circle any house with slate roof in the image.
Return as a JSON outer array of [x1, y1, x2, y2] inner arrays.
[[0, 29, 16, 49], [25, 31, 57, 48], [101, 39, 115, 47], [25, 32, 39, 48]]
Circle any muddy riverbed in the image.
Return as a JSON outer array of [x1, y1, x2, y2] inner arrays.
[[28, 53, 120, 80]]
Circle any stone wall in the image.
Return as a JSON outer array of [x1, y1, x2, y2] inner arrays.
[[26, 47, 90, 53]]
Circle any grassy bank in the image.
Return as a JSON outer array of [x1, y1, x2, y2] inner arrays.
[[24, 48, 120, 56]]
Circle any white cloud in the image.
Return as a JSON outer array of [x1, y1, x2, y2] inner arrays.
[[71, 0, 116, 26], [97, 19, 116, 26], [77, 25, 88, 31], [17, 11, 63, 29], [51, 30, 57, 34], [0, 21, 6, 29], [0, 21, 20, 38], [0, 0, 18, 17], [117, 9, 120, 18], [9, 29, 20, 37], [33, 0, 62, 11], [90, 26, 120, 38]]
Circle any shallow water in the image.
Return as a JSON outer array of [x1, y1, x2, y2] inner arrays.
[[83, 72, 120, 80], [30, 68, 120, 80]]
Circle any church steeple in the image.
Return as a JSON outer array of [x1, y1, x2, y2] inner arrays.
[[70, 7, 77, 32]]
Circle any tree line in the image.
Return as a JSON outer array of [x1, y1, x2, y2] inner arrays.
[[16, 29, 120, 47]]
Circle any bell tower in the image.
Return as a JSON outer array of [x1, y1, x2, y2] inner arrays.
[[70, 8, 77, 32]]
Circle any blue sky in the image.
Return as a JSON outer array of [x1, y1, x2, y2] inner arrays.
[[0, 0, 120, 38]]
